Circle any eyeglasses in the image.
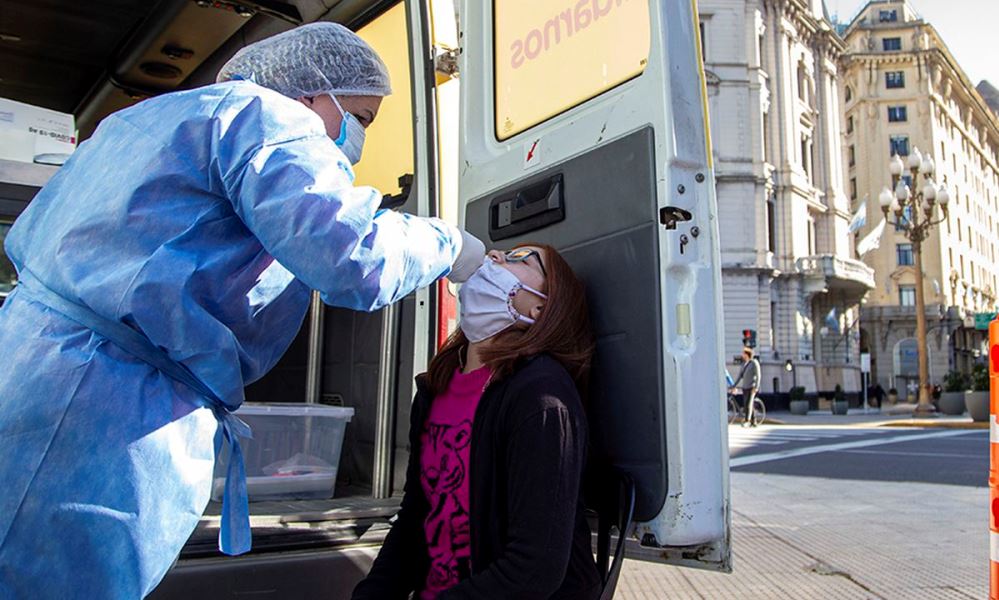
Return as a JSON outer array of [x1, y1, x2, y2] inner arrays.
[[505, 248, 547, 277]]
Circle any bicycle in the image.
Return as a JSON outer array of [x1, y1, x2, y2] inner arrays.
[[727, 393, 766, 427]]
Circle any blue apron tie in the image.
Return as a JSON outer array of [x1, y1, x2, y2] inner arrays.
[[16, 274, 253, 556]]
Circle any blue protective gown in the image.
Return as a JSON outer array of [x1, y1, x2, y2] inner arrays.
[[0, 81, 459, 599]]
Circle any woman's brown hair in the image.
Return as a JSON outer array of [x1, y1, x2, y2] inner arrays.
[[425, 243, 595, 396]]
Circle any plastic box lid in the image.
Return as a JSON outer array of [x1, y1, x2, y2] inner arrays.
[[235, 402, 354, 420]]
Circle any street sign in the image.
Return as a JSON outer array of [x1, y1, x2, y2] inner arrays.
[[975, 312, 997, 330], [860, 353, 871, 373]]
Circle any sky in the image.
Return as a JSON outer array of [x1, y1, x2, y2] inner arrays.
[[825, 0, 999, 86]]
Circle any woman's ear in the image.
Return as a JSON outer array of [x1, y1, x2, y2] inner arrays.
[[528, 301, 545, 322]]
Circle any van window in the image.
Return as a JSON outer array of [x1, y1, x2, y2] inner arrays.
[[493, 0, 651, 141], [352, 2, 413, 198]]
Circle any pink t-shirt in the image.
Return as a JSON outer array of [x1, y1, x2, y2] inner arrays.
[[419, 366, 490, 599]]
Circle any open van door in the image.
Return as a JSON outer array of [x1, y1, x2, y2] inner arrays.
[[458, 0, 730, 572]]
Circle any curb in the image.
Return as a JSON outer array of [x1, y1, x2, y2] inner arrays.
[[755, 418, 986, 429], [876, 420, 988, 429]]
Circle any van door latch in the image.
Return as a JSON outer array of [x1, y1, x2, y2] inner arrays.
[[434, 47, 460, 81], [659, 206, 692, 230]]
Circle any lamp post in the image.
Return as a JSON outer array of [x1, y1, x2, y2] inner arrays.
[[878, 147, 950, 416], [784, 359, 797, 389]]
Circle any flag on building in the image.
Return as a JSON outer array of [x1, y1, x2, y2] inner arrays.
[[824, 307, 840, 334], [848, 199, 867, 234], [856, 217, 886, 257]]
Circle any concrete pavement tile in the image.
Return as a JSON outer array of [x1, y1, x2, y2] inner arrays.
[[617, 473, 985, 598], [877, 586, 979, 599]]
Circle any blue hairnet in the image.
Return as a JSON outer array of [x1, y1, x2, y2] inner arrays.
[[216, 22, 391, 97]]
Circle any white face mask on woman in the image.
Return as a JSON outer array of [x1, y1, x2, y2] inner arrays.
[[329, 94, 366, 165], [458, 258, 547, 343]]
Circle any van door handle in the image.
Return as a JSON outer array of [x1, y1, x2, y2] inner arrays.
[[488, 174, 565, 241], [380, 173, 414, 210]]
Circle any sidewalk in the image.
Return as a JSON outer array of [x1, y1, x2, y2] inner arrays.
[[617, 472, 985, 599], [765, 405, 987, 429]]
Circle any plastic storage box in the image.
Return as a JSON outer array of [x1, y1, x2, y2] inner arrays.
[[212, 403, 354, 502]]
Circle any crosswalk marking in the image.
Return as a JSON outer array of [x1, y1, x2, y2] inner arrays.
[[729, 429, 975, 467], [727, 427, 892, 450]]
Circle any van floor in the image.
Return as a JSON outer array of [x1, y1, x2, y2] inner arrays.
[[181, 490, 401, 558]]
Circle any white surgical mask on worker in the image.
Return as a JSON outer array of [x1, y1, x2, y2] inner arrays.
[[329, 94, 366, 165], [458, 257, 547, 343]]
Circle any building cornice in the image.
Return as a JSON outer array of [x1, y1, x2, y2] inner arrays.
[[721, 265, 782, 277], [927, 96, 999, 174], [767, 0, 846, 55]]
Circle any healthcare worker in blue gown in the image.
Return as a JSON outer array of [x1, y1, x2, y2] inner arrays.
[[0, 22, 486, 599]]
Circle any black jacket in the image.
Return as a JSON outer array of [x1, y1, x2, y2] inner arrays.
[[352, 354, 601, 599]]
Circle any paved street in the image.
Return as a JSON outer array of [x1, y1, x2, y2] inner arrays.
[[616, 422, 987, 599]]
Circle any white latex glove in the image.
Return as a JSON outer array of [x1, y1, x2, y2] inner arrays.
[[448, 229, 486, 283]]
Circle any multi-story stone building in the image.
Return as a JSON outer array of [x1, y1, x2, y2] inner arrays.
[[700, 0, 874, 397], [841, 0, 999, 398]]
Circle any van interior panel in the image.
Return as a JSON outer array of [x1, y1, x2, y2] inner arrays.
[[1, 0, 398, 138], [464, 127, 668, 522]]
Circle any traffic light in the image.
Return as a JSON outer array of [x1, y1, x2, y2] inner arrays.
[[742, 329, 757, 348]]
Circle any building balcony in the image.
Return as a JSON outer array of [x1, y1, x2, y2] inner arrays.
[[796, 254, 876, 295]]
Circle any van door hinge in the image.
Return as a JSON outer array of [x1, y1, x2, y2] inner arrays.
[[434, 47, 460, 81]]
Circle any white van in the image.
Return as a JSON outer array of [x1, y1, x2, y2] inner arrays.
[[3, 0, 730, 597]]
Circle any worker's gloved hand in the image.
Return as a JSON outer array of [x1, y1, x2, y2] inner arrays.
[[448, 230, 486, 283]]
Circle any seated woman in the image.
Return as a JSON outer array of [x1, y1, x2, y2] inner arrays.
[[352, 244, 600, 599]]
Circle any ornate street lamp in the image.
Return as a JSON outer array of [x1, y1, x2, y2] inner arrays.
[[784, 359, 797, 389], [878, 146, 950, 415]]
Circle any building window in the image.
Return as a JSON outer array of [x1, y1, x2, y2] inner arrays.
[[797, 62, 810, 104], [899, 285, 916, 306], [848, 145, 856, 166], [850, 177, 857, 199], [845, 86, 853, 103], [882, 37, 902, 51], [810, 143, 816, 184], [896, 243, 914, 266], [879, 9, 898, 22], [769, 301, 777, 350], [801, 137, 813, 181], [699, 20, 707, 61], [890, 135, 910, 156], [895, 205, 912, 232], [886, 71, 905, 89], [762, 112, 770, 161], [888, 106, 908, 122], [846, 115, 854, 134], [766, 195, 776, 253]]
